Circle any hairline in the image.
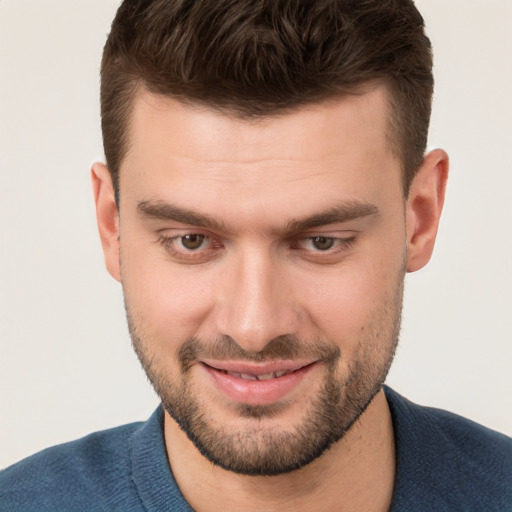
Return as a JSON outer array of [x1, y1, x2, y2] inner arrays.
[[113, 78, 408, 202]]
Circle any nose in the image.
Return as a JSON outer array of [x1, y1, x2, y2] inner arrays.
[[213, 247, 299, 353]]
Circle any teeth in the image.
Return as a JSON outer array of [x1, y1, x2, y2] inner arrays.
[[257, 373, 275, 381], [240, 373, 258, 380], [224, 369, 292, 380]]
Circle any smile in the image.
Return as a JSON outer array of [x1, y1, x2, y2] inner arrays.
[[220, 369, 293, 381], [200, 361, 318, 406]]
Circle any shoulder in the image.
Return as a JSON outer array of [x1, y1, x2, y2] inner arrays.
[[1, 420, 145, 512], [2, 407, 192, 512], [385, 386, 512, 459], [385, 387, 512, 511]]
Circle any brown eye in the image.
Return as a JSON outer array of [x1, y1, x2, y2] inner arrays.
[[181, 234, 205, 250], [311, 237, 335, 251]]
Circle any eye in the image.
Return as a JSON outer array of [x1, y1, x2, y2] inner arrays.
[[298, 236, 341, 251], [180, 234, 205, 250], [309, 236, 335, 251], [157, 232, 222, 263], [293, 234, 356, 260]]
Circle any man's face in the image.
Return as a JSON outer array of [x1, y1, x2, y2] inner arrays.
[[113, 86, 409, 475]]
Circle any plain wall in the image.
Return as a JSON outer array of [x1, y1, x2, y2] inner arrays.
[[1, 0, 511, 469]]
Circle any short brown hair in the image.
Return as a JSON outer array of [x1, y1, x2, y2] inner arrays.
[[101, 0, 433, 194]]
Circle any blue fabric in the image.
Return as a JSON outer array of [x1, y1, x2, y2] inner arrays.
[[1, 387, 511, 511], [385, 387, 512, 511]]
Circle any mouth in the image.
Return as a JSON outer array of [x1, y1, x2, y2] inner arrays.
[[199, 360, 319, 406], [215, 368, 296, 381]]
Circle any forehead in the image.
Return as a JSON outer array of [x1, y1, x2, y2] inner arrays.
[[120, 86, 401, 222], [126, 86, 393, 165]]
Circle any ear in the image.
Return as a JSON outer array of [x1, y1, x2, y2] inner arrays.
[[406, 149, 449, 272], [91, 162, 121, 282]]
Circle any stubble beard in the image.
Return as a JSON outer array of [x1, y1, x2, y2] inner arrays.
[[126, 279, 403, 476]]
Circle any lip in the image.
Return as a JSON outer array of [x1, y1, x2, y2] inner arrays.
[[199, 359, 319, 406]]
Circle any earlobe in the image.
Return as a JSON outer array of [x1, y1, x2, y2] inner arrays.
[[91, 162, 121, 282], [406, 149, 449, 273]]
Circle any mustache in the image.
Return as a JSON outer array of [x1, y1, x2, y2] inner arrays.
[[178, 335, 341, 372]]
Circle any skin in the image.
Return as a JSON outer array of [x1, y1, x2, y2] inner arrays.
[[92, 85, 448, 511]]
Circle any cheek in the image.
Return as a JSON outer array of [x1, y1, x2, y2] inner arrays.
[[298, 271, 375, 337], [297, 250, 405, 345], [120, 244, 217, 344]]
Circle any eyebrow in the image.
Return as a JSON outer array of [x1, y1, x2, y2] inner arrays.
[[284, 201, 379, 234], [137, 200, 228, 232], [137, 199, 379, 235]]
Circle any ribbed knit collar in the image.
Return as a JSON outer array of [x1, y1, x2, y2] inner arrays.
[[130, 407, 193, 511]]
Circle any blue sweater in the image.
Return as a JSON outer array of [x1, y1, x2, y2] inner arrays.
[[1, 387, 511, 511]]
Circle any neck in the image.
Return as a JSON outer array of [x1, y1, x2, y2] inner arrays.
[[164, 389, 395, 512]]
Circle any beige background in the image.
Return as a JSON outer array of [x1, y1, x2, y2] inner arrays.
[[1, 0, 511, 468]]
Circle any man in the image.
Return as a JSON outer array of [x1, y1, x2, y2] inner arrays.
[[1, 0, 511, 510]]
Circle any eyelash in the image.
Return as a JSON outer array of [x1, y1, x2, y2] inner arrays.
[[156, 233, 356, 263], [157, 234, 220, 262], [292, 236, 356, 253]]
